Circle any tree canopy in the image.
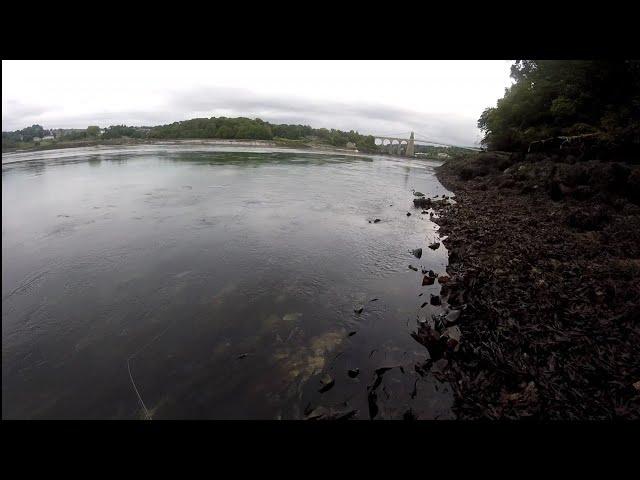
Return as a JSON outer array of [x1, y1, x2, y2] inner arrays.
[[478, 60, 640, 153]]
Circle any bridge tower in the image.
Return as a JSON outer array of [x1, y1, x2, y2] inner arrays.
[[406, 132, 415, 157]]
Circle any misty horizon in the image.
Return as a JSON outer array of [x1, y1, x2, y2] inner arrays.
[[2, 61, 514, 147]]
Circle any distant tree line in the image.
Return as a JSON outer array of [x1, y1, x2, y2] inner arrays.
[[3, 117, 380, 153], [478, 60, 640, 154], [147, 117, 379, 152], [2, 124, 48, 145], [415, 144, 475, 158]]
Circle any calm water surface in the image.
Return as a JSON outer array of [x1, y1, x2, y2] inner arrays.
[[2, 145, 454, 419]]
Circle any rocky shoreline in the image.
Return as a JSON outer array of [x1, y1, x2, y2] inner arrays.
[[421, 152, 640, 419]]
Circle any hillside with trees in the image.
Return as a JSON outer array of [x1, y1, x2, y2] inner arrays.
[[477, 60, 640, 158], [2, 117, 380, 153]]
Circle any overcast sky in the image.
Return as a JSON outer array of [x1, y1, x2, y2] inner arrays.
[[2, 60, 514, 147]]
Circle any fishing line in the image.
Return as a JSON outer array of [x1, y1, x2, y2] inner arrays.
[[126, 320, 173, 420]]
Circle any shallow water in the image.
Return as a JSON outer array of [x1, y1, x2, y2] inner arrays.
[[2, 145, 454, 419]]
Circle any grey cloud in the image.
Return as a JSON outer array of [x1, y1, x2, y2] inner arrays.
[[165, 86, 481, 147], [2, 101, 54, 130], [3, 86, 482, 147]]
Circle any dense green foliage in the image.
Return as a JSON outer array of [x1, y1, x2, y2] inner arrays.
[[2, 117, 381, 152], [102, 125, 147, 139], [2, 124, 47, 147], [478, 60, 640, 152], [147, 116, 379, 151], [415, 144, 477, 159]]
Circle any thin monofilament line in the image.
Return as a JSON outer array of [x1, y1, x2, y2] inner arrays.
[[127, 357, 152, 420], [126, 321, 173, 420]]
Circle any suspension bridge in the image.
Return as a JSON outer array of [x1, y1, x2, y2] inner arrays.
[[369, 131, 469, 157]]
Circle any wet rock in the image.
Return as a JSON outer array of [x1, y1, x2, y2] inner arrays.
[[421, 302, 428, 308], [409, 265, 418, 271], [348, 368, 360, 378], [445, 310, 461, 325], [406, 212, 412, 216], [237, 353, 249, 359], [428, 270, 437, 277], [422, 276, 435, 286], [373, 218, 381, 223], [438, 275, 450, 284], [305, 406, 357, 420], [413, 191, 425, 197], [282, 312, 302, 322], [368, 391, 379, 419], [348, 331, 357, 337], [413, 197, 432, 208], [430, 294, 441, 306], [411, 325, 445, 361], [432, 358, 449, 373], [442, 326, 462, 351], [305, 406, 330, 419], [412, 248, 423, 258], [370, 298, 379, 302], [403, 409, 416, 420], [323, 409, 357, 420], [566, 207, 609, 231], [428, 242, 440, 250], [319, 373, 335, 393], [354, 305, 364, 314], [499, 381, 539, 413]]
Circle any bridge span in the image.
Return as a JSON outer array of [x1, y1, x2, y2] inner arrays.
[[371, 131, 455, 157]]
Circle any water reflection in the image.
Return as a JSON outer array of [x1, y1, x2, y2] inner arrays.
[[2, 146, 453, 419]]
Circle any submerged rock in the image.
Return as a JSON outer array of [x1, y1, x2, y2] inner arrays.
[[348, 368, 360, 378], [430, 294, 441, 306], [319, 373, 335, 393], [409, 265, 418, 271], [282, 312, 302, 322], [373, 218, 381, 223], [422, 276, 435, 286], [413, 191, 425, 197], [428, 242, 440, 250], [412, 248, 423, 258], [406, 212, 412, 216], [354, 305, 364, 314]]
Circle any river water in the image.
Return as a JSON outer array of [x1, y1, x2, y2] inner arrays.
[[2, 145, 454, 419]]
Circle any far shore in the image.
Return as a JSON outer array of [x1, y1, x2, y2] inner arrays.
[[2, 138, 448, 164], [2, 138, 366, 156]]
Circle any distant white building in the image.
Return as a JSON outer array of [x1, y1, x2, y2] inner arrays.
[[33, 137, 42, 142], [42, 135, 54, 140], [437, 152, 450, 159]]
